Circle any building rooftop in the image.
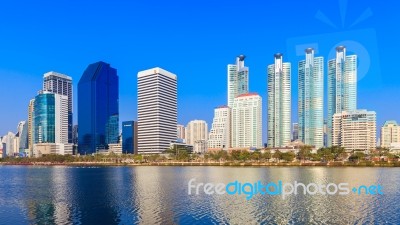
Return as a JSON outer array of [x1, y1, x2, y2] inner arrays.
[[44, 71, 72, 80], [137, 67, 177, 80], [236, 93, 259, 98]]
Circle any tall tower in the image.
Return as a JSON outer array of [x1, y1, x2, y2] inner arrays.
[[231, 93, 262, 148], [227, 55, 249, 108], [34, 92, 68, 144], [43, 72, 73, 143], [267, 53, 291, 147], [27, 99, 35, 156], [298, 48, 324, 148], [327, 46, 357, 146], [137, 67, 177, 154], [78, 62, 119, 154]]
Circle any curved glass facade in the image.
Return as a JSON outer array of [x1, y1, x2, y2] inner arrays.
[[34, 93, 56, 143]]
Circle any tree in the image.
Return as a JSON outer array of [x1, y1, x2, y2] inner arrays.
[[281, 152, 295, 162], [273, 150, 282, 162], [298, 145, 312, 162], [262, 149, 272, 162], [250, 151, 261, 162]]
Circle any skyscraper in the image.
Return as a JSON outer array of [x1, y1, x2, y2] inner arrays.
[[34, 92, 68, 144], [17, 121, 28, 154], [328, 46, 357, 146], [231, 93, 262, 149], [381, 120, 400, 148], [177, 124, 186, 141], [78, 61, 119, 154], [208, 106, 231, 150], [227, 55, 249, 108], [292, 123, 299, 141], [43, 72, 73, 143], [28, 99, 35, 156], [298, 48, 324, 148], [185, 120, 208, 153], [332, 110, 376, 152], [137, 67, 177, 154], [122, 121, 138, 154], [267, 53, 291, 147]]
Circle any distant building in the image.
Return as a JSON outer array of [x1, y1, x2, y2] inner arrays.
[[381, 120, 400, 148], [43, 72, 73, 143], [227, 55, 249, 108], [72, 125, 78, 145], [292, 123, 299, 141], [298, 48, 324, 148], [194, 140, 207, 154], [186, 120, 208, 148], [327, 46, 357, 146], [17, 121, 28, 155], [208, 106, 231, 150], [108, 143, 123, 155], [267, 53, 291, 147], [137, 67, 177, 154], [231, 93, 262, 149], [122, 121, 138, 154], [2, 132, 16, 156], [28, 99, 35, 156], [34, 92, 68, 144], [177, 124, 186, 141], [332, 110, 376, 152], [33, 143, 73, 157], [78, 61, 119, 154]]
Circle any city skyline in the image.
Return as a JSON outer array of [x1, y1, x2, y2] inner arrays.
[[0, 1, 399, 143]]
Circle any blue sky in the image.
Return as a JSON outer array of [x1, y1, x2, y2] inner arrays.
[[0, 0, 399, 142]]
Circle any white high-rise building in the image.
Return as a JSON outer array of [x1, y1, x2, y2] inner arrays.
[[208, 106, 231, 150], [28, 99, 35, 156], [381, 120, 400, 148], [231, 93, 262, 148], [227, 55, 249, 108], [137, 67, 177, 154], [332, 110, 376, 152], [2, 132, 16, 156], [43, 71, 73, 143], [185, 120, 208, 152], [298, 48, 324, 148], [177, 124, 186, 141], [267, 53, 291, 147], [328, 46, 357, 146]]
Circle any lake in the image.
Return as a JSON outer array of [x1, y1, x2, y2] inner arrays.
[[0, 166, 399, 224]]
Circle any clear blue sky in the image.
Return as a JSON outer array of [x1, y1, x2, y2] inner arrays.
[[0, 0, 399, 142]]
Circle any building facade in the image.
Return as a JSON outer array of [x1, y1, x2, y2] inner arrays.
[[185, 120, 208, 149], [208, 106, 231, 150], [137, 67, 177, 154], [227, 55, 249, 108], [267, 53, 291, 147], [122, 121, 138, 154], [381, 120, 400, 148], [328, 46, 357, 146], [332, 110, 376, 152], [177, 124, 186, 141], [17, 121, 28, 154], [43, 72, 73, 143], [34, 92, 68, 144], [298, 48, 324, 148], [28, 99, 35, 156], [231, 93, 262, 149], [78, 61, 119, 154]]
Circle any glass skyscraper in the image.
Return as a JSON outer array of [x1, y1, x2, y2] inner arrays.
[[122, 121, 137, 154], [327, 46, 357, 147], [227, 55, 249, 108], [78, 61, 119, 154], [267, 53, 291, 147], [298, 48, 324, 148]]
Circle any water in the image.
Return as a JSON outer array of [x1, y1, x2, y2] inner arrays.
[[0, 166, 399, 224]]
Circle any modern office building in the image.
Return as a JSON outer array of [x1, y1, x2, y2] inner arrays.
[[43, 71, 73, 143], [72, 125, 78, 144], [17, 121, 28, 154], [34, 92, 68, 144], [292, 123, 299, 141], [208, 106, 231, 150], [78, 61, 119, 154], [177, 124, 186, 141], [267, 53, 291, 147], [381, 120, 400, 148], [231, 93, 262, 149], [298, 48, 324, 148], [28, 99, 35, 156], [2, 132, 16, 156], [328, 46, 357, 146], [227, 55, 249, 108], [332, 110, 376, 152], [122, 121, 138, 154], [137, 67, 177, 154], [185, 120, 208, 148]]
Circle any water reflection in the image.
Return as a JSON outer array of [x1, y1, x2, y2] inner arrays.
[[0, 166, 399, 224]]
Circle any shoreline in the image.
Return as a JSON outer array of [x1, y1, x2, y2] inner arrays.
[[1, 161, 399, 167]]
